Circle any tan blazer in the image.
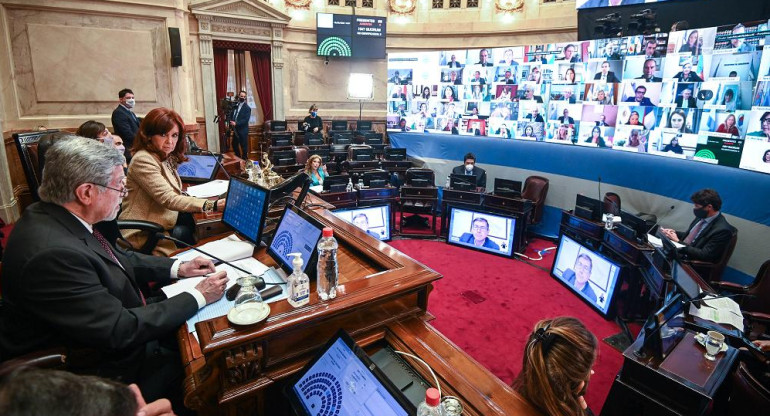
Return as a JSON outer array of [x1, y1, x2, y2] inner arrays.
[[119, 150, 206, 256]]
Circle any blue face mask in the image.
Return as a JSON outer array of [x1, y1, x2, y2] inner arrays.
[[311, 111, 317, 117]]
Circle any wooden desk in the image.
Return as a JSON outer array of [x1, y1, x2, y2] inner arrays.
[[561, 210, 605, 246], [602, 330, 738, 416], [397, 186, 439, 237], [178, 203, 540, 415], [311, 189, 357, 208]]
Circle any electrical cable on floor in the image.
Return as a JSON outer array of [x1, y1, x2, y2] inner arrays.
[[393, 350, 441, 397], [513, 247, 557, 272]]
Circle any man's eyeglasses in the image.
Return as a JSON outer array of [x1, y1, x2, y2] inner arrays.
[[472, 225, 488, 231], [92, 183, 128, 198], [760, 118, 770, 125]]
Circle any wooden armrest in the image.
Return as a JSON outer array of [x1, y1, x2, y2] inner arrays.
[[744, 311, 770, 323], [685, 260, 716, 268], [0, 347, 67, 378], [711, 281, 748, 293]]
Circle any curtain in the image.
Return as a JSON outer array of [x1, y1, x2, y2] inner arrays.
[[250, 50, 273, 122], [213, 48, 228, 138]]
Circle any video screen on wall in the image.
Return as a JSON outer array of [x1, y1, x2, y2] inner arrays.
[[576, 0, 685, 10], [386, 19, 770, 175], [317, 13, 386, 59]]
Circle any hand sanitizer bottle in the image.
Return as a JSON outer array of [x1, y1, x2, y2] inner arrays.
[[286, 253, 309, 308], [346, 178, 354, 192]]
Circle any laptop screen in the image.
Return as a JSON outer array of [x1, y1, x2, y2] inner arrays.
[[177, 154, 219, 182], [221, 177, 270, 246], [291, 334, 411, 416], [268, 205, 324, 276]]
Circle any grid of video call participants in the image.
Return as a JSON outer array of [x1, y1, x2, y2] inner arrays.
[[386, 19, 770, 175]]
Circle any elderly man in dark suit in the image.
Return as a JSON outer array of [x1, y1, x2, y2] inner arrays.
[[451, 152, 487, 189], [675, 88, 697, 108], [111, 88, 140, 160], [229, 90, 251, 159], [660, 188, 736, 262], [0, 137, 229, 414]]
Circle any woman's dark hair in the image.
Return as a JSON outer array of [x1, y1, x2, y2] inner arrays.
[[308, 104, 318, 113], [667, 109, 688, 132], [132, 107, 187, 163], [513, 317, 597, 416], [76, 120, 107, 140], [763, 149, 770, 162], [690, 188, 722, 211], [592, 126, 601, 136], [421, 86, 431, 99], [524, 125, 534, 135], [628, 111, 640, 124]]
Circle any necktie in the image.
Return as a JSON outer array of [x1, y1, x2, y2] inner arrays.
[[601, 74, 607, 82], [684, 220, 704, 245], [234, 103, 241, 119], [93, 229, 145, 306]]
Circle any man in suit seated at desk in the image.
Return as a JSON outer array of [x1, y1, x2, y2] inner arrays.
[[352, 213, 381, 240], [0, 137, 229, 415], [675, 88, 697, 108], [452, 152, 487, 189], [459, 217, 500, 250], [593, 61, 621, 83], [562, 254, 598, 302], [659, 188, 736, 262]]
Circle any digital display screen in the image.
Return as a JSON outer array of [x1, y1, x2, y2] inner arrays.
[[332, 205, 391, 241], [577, 0, 684, 10], [292, 337, 409, 416], [177, 154, 218, 182], [551, 234, 623, 317], [447, 207, 516, 257], [317, 13, 386, 59], [222, 178, 269, 246], [269, 206, 323, 275], [386, 19, 770, 175]]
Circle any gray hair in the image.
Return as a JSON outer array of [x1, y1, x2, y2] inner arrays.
[[38, 136, 125, 205]]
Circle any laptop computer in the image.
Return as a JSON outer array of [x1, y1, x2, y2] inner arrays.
[[285, 329, 416, 416], [177, 154, 220, 183]]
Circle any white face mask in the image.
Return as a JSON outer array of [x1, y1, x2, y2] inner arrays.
[[116, 145, 126, 154], [102, 135, 114, 147], [125, 98, 135, 108], [465, 163, 474, 171]]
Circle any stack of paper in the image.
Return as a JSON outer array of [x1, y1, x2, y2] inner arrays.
[[688, 295, 744, 332]]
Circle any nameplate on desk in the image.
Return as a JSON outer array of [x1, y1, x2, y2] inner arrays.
[[381, 161, 412, 170], [484, 194, 530, 212], [561, 211, 604, 239], [443, 189, 482, 204], [401, 186, 437, 198], [359, 187, 397, 200]]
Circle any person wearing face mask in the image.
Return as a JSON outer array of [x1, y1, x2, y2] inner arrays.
[[229, 90, 251, 160], [659, 189, 736, 262], [111, 88, 140, 160], [111, 134, 128, 171], [303, 104, 323, 134], [451, 152, 487, 189]]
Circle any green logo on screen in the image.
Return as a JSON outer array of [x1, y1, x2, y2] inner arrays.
[[694, 149, 716, 159], [318, 37, 352, 57]]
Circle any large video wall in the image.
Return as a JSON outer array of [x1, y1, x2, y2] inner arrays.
[[386, 20, 770, 175]]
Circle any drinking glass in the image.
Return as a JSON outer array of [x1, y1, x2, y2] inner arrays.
[[704, 330, 724, 361], [605, 214, 614, 230]]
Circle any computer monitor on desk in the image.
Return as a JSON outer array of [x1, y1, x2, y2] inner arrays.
[[384, 147, 407, 161], [331, 120, 348, 131], [494, 178, 522, 198], [575, 194, 603, 222], [363, 170, 390, 188], [221, 177, 270, 246], [356, 120, 373, 132], [449, 173, 476, 191], [351, 147, 374, 161], [619, 210, 649, 243], [268, 204, 324, 279], [323, 174, 349, 192], [407, 171, 434, 187], [177, 154, 220, 183], [272, 149, 296, 166]]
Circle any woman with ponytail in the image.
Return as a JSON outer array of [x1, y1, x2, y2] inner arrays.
[[513, 317, 598, 416]]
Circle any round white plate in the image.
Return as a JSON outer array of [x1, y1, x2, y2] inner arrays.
[[227, 302, 270, 325]]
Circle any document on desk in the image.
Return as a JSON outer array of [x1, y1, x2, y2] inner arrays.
[[647, 234, 663, 248], [186, 179, 229, 198], [688, 295, 744, 332]]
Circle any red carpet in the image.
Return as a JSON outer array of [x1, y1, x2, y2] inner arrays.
[[389, 237, 626, 413]]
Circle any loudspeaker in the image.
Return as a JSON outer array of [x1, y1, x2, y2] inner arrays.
[[168, 27, 182, 67]]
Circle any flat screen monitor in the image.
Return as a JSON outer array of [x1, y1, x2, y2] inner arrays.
[[384, 148, 407, 161], [332, 134, 353, 145], [268, 204, 324, 278], [177, 154, 219, 183], [331, 120, 349, 131], [494, 178, 522, 198], [286, 329, 414, 416], [332, 204, 392, 241], [323, 174, 350, 191], [364, 133, 384, 145], [447, 206, 516, 257], [351, 147, 374, 161], [305, 132, 325, 146], [271, 135, 293, 147], [636, 293, 686, 360], [643, 257, 668, 300], [449, 173, 476, 191], [407, 171, 433, 187], [357, 120, 373, 131], [619, 210, 648, 242], [311, 148, 331, 163], [363, 170, 390, 188], [272, 150, 296, 166], [270, 120, 287, 132], [550, 233, 623, 318], [221, 177, 270, 246], [575, 194, 602, 221], [671, 261, 701, 301], [316, 13, 387, 59]]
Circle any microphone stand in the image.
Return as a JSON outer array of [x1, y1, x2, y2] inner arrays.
[[646, 205, 676, 235]]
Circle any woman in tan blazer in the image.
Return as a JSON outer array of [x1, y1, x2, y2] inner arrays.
[[119, 108, 224, 256]]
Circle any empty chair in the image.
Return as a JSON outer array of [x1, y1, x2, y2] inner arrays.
[[712, 259, 770, 338], [521, 175, 549, 225], [294, 146, 310, 167], [723, 362, 770, 415], [603, 192, 621, 216]]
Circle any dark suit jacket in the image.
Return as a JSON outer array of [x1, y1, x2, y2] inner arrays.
[[459, 233, 500, 250], [624, 97, 655, 106], [593, 72, 620, 83], [451, 165, 487, 188], [675, 97, 697, 108], [231, 102, 251, 141], [675, 213, 736, 262], [111, 105, 140, 152], [558, 116, 575, 125], [636, 75, 663, 82], [0, 202, 198, 381]]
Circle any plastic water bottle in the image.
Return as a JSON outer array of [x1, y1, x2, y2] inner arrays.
[[445, 175, 451, 188], [316, 228, 338, 301], [417, 388, 443, 416], [346, 178, 354, 192], [357, 178, 365, 190]]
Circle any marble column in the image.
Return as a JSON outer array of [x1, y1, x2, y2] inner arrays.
[[271, 25, 285, 121], [197, 16, 220, 151], [0, 118, 19, 223]]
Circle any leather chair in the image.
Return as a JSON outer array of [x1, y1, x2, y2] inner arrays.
[[685, 228, 738, 284], [604, 192, 621, 216], [14, 130, 163, 254], [521, 175, 549, 225], [723, 361, 770, 415], [712, 259, 770, 339], [294, 146, 310, 167]]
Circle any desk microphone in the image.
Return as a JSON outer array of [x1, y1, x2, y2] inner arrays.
[[685, 291, 753, 309], [646, 205, 676, 235], [155, 233, 267, 290], [597, 175, 621, 215]]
